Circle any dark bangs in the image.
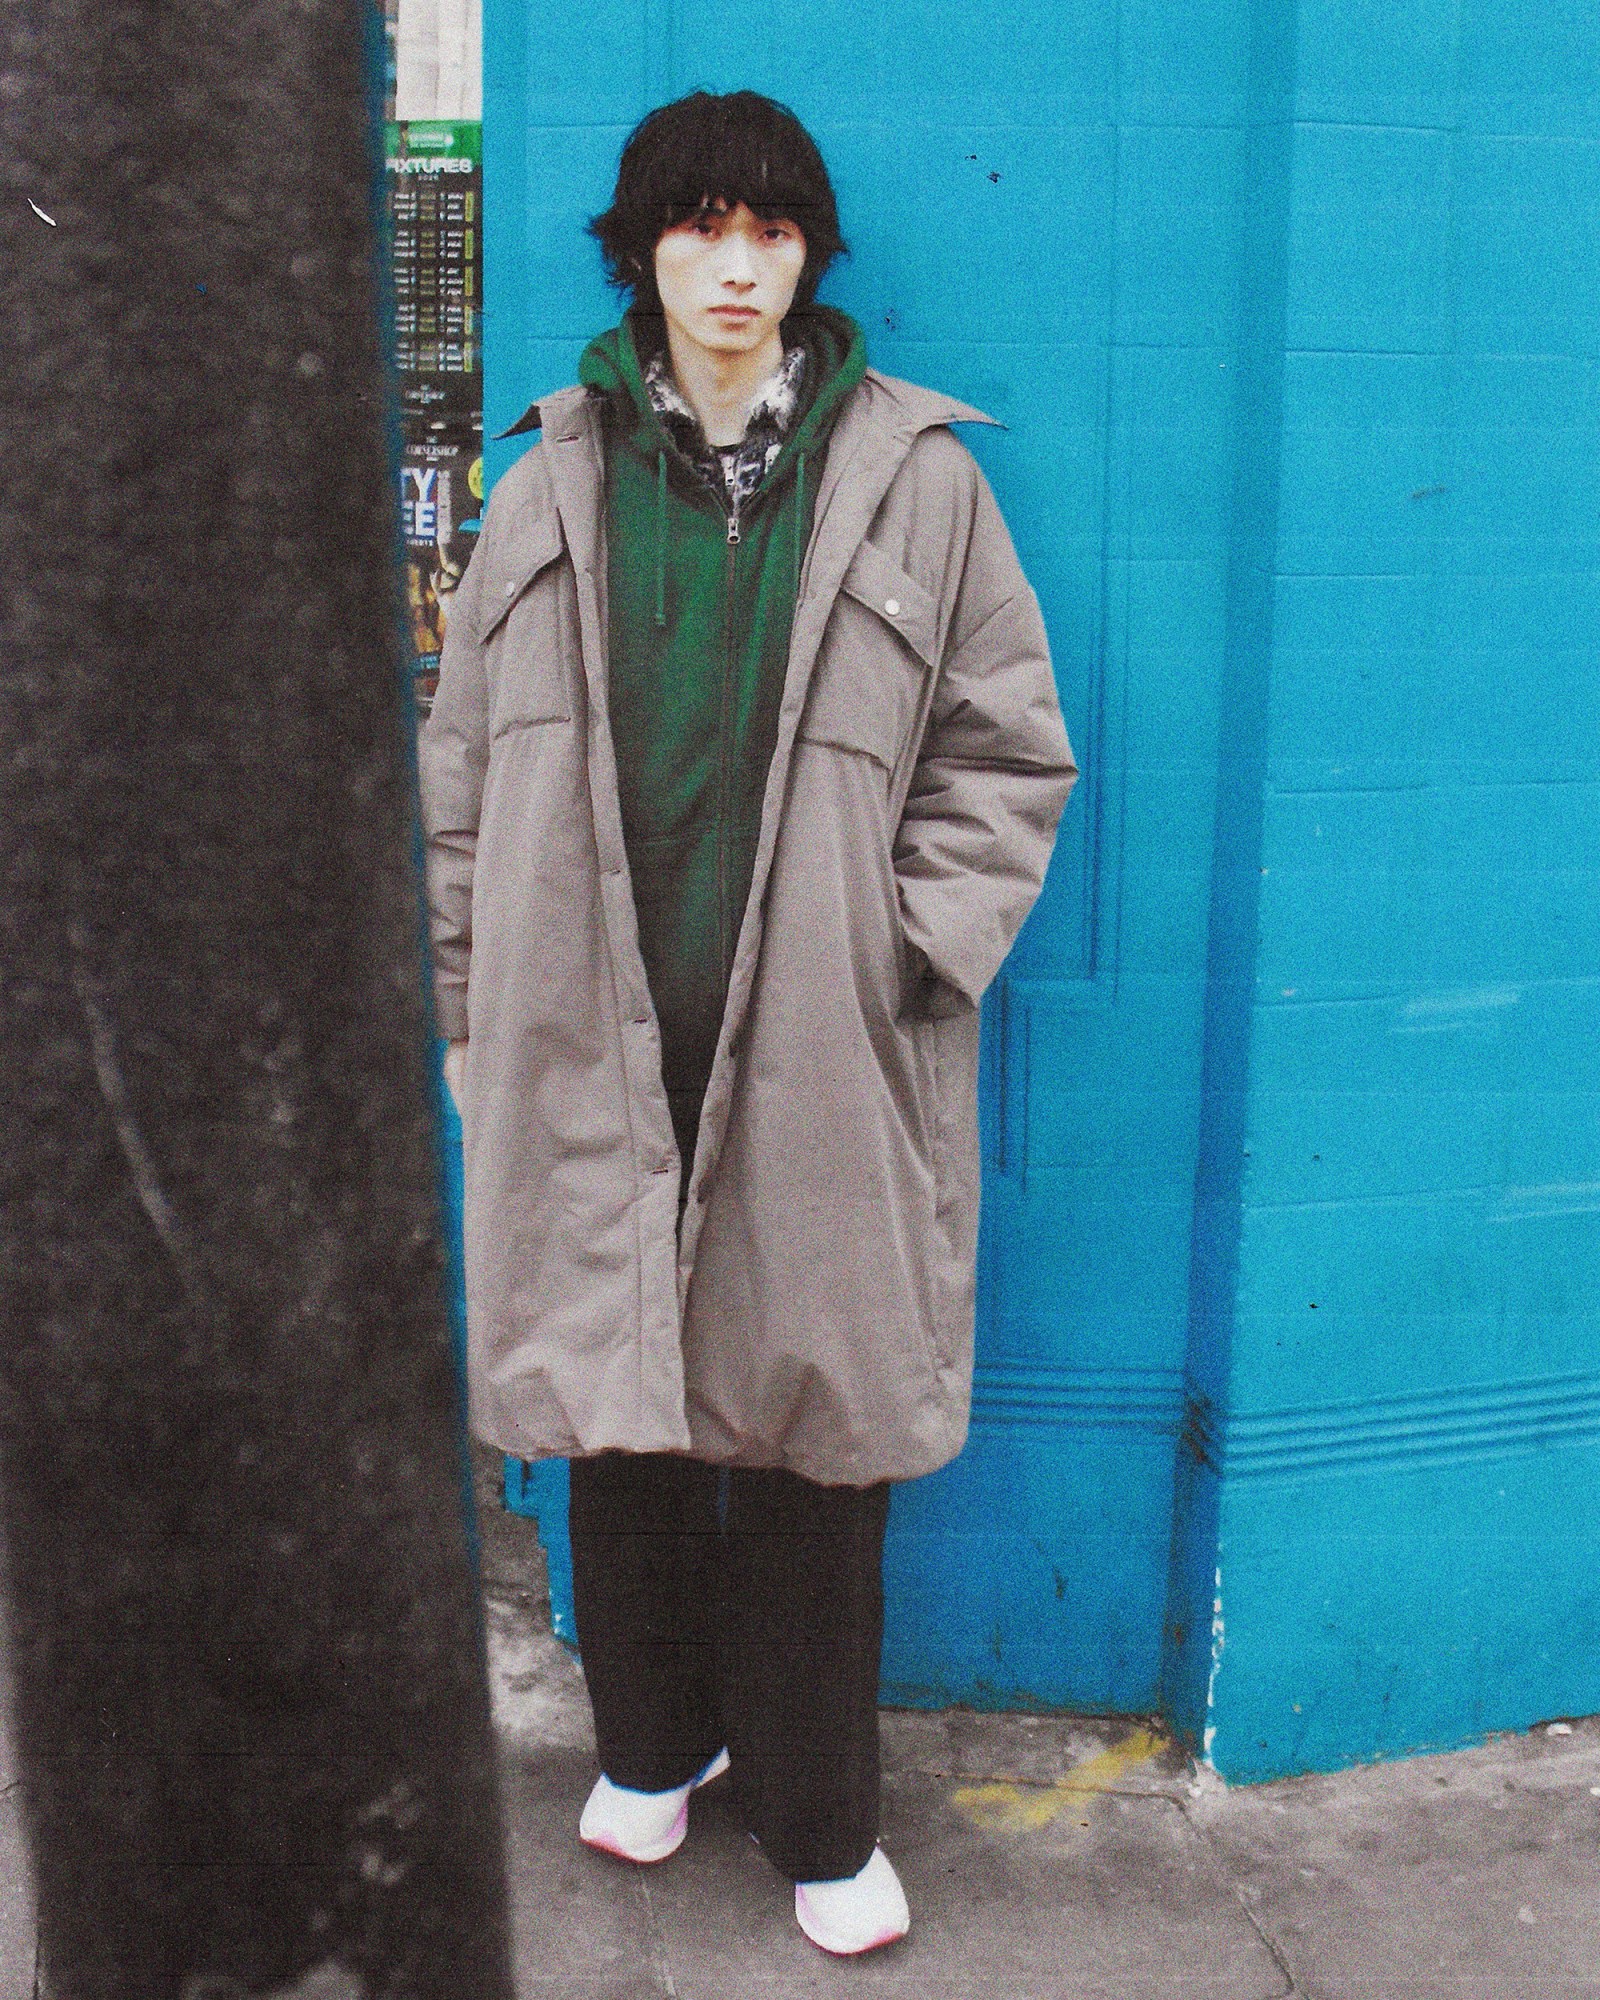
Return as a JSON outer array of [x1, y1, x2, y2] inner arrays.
[[589, 90, 846, 309]]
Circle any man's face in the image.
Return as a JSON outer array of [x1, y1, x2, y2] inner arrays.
[[653, 199, 807, 363]]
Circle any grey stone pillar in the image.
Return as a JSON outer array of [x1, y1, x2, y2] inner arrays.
[[0, 3, 515, 1995]]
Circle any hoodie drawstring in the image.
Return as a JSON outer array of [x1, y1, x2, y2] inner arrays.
[[793, 453, 807, 601], [654, 450, 667, 627]]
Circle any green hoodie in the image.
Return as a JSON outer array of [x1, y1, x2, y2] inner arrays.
[[578, 305, 868, 1168]]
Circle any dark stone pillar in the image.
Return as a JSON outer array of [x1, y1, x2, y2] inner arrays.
[[0, 3, 516, 1995]]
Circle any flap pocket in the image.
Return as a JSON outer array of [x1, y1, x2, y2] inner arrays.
[[800, 541, 940, 771], [476, 512, 567, 643], [483, 511, 575, 732], [838, 540, 939, 668]]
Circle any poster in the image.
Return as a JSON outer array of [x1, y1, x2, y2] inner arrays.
[[386, 120, 482, 424], [400, 428, 483, 715], [387, 118, 484, 713]]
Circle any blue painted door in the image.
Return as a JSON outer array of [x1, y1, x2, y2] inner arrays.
[[481, 0, 1240, 1712]]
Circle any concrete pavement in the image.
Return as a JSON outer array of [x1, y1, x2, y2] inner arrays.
[[0, 1463, 1595, 1998], [0, 1661, 30, 2000], [479, 1455, 1600, 2000]]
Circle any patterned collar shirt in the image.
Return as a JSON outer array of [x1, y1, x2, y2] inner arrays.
[[644, 343, 808, 539]]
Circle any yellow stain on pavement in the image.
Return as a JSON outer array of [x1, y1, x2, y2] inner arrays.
[[949, 1725, 1166, 1836]]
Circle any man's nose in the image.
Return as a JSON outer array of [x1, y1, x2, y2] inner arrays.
[[718, 232, 757, 286]]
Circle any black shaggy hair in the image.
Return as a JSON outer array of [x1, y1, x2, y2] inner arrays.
[[589, 90, 846, 311]]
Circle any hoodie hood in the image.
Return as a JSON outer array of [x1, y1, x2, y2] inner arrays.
[[581, 304, 868, 625], [579, 304, 868, 497]]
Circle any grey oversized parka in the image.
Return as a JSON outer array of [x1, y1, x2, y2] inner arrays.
[[419, 367, 1076, 1485]]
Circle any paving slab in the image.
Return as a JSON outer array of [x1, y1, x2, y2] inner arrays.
[[0, 1786, 35, 2000], [1, 1460, 1595, 1998], [499, 1745, 678, 1998], [639, 1768, 1287, 2000], [880, 1703, 1188, 1796], [1189, 1719, 1600, 2000], [0, 1619, 35, 2000]]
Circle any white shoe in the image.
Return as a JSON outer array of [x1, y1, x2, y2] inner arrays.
[[579, 1747, 730, 1864], [794, 1845, 911, 1955]]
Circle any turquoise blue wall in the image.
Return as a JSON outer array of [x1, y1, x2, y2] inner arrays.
[[1167, 0, 1600, 1775], [482, 0, 1254, 1724], [479, 0, 1600, 1776]]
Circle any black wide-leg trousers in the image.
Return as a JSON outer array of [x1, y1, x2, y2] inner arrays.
[[567, 1452, 891, 1883]]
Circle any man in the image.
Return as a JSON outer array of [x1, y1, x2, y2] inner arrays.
[[420, 89, 1075, 1954]]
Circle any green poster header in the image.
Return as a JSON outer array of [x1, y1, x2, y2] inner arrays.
[[385, 121, 482, 172]]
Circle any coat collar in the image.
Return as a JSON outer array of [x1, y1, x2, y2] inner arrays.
[[533, 385, 606, 582], [856, 366, 1000, 436], [493, 365, 1000, 447], [505, 366, 1000, 617]]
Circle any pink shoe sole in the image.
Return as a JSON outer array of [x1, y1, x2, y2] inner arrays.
[[581, 1799, 689, 1865], [793, 1846, 911, 1956], [794, 1895, 906, 1956], [578, 1748, 730, 1865]]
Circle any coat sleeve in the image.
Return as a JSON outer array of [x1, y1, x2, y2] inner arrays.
[[893, 456, 1078, 1012], [416, 493, 495, 1043]]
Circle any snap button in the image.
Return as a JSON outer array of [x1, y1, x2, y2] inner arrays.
[[884, 597, 901, 616], [504, 581, 517, 596]]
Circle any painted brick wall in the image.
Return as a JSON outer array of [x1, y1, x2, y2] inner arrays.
[[481, 0, 1257, 1716], [481, 0, 1600, 1769], [1173, 0, 1600, 1776]]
